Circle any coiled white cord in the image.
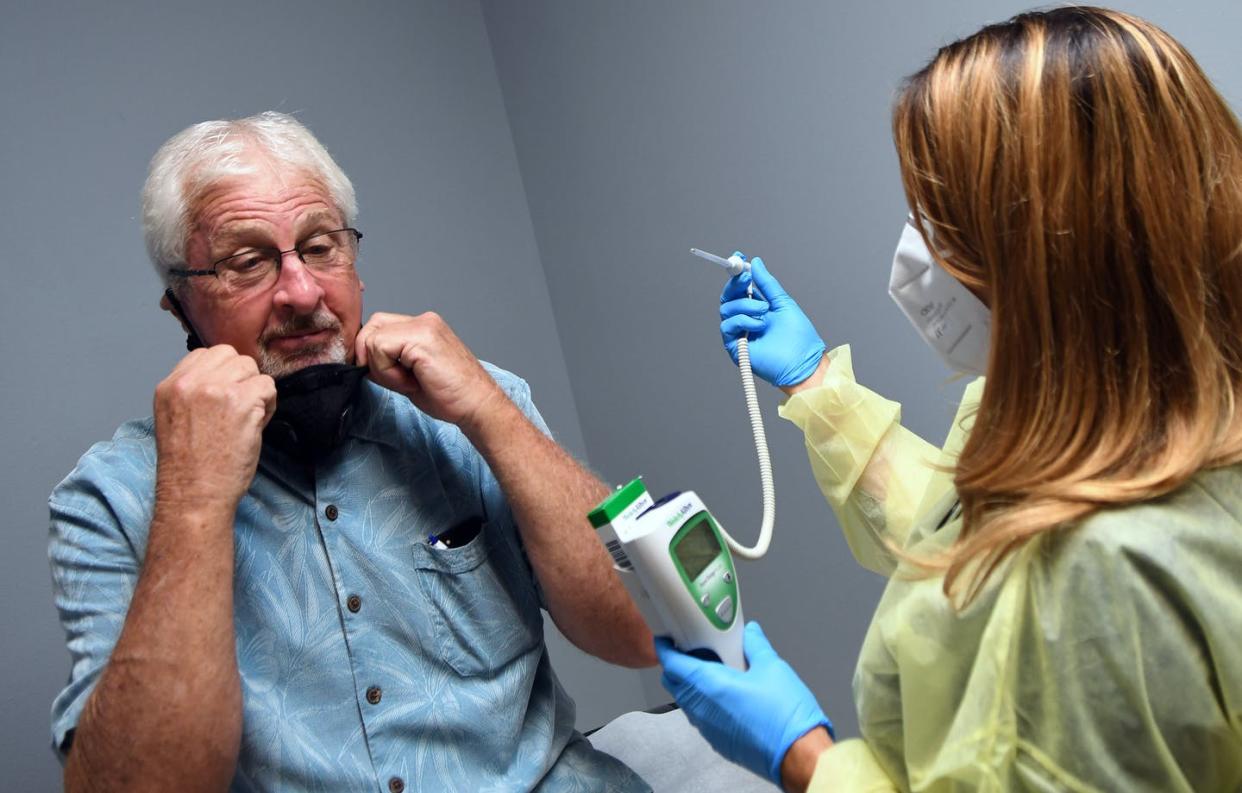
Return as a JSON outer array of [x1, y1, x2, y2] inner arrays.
[[720, 302, 775, 559], [688, 248, 776, 559]]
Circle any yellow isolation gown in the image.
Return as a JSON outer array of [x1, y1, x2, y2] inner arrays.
[[777, 346, 1242, 792]]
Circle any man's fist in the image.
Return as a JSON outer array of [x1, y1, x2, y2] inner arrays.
[[355, 312, 508, 432], [153, 344, 277, 511]]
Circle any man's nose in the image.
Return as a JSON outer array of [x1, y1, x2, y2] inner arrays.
[[271, 252, 325, 312]]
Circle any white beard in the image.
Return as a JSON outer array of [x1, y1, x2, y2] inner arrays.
[[258, 323, 348, 378]]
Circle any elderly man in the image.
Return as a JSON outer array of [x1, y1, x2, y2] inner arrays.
[[48, 112, 655, 792]]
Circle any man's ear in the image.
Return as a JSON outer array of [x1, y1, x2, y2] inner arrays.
[[160, 290, 194, 336], [161, 288, 206, 351]]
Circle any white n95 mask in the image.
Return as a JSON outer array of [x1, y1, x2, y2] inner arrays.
[[888, 218, 991, 376]]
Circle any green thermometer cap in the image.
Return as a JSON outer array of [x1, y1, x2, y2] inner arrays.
[[587, 477, 649, 528]]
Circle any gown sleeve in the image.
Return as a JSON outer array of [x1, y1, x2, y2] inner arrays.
[[778, 345, 974, 575]]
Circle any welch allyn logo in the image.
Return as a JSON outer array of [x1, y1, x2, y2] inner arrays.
[[665, 501, 694, 529]]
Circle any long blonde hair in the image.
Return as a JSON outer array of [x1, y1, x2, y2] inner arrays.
[[892, 6, 1242, 602]]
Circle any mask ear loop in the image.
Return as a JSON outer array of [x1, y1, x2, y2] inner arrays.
[[163, 288, 206, 351]]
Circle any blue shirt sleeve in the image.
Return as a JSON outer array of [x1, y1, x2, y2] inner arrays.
[[475, 365, 555, 610], [481, 362, 553, 438], [47, 432, 151, 762]]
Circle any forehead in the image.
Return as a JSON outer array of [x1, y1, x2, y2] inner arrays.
[[187, 164, 340, 242]]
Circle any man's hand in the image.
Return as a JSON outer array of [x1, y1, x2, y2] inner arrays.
[[153, 344, 276, 511], [356, 312, 507, 432]]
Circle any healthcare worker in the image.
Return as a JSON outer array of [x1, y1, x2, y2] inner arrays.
[[654, 7, 1242, 791]]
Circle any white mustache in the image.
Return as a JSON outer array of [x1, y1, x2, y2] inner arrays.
[[261, 310, 341, 344]]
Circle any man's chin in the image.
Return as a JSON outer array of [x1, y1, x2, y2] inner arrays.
[[259, 338, 348, 379]]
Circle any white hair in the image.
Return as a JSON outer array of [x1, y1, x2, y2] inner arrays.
[[142, 111, 358, 287]]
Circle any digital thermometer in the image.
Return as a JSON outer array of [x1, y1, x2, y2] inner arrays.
[[583, 244, 777, 671], [589, 478, 746, 669]]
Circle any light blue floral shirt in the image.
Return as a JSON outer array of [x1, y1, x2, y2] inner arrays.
[[48, 366, 650, 793]]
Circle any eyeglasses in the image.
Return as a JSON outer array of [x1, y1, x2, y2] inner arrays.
[[169, 228, 363, 293]]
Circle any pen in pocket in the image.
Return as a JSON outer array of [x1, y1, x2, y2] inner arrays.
[[430, 516, 484, 549]]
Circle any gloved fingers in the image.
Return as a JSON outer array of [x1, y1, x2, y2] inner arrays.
[[719, 297, 769, 321], [748, 257, 789, 302], [654, 635, 678, 660], [742, 621, 782, 667], [656, 638, 737, 697], [739, 254, 768, 301], [654, 636, 698, 686], [659, 671, 681, 700], [720, 270, 755, 303], [650, 636, 710, 686], [720, 314, 766, 339]]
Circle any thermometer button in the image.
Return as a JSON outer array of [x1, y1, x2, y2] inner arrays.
[[699, 593, 711, 606], [715, 595, 735, 623], [723, 571, 733, 583]]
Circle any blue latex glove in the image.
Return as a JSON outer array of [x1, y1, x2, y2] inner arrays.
[[655, 621, 833, 785], [719, 254, 826, 387]]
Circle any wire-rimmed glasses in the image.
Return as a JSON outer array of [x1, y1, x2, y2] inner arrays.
[[168, 228, 363, 293]]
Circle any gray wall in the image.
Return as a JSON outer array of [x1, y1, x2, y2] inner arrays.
[[481, 0, 1242, 737], [0, 1, 644, 789]]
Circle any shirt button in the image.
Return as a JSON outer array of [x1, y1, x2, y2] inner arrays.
[[388, 777, 405, 793], [346, 594, 362, 613], [324, 504, 339, 521], [366, 686, 382, 705]]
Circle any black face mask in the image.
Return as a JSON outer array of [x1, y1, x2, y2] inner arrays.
[[264, 363, 368, 462], [162, 288, 365, 460]]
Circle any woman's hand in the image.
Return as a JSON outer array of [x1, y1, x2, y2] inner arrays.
[[655, 621, 833, 787], [719, 255, 827, 388]]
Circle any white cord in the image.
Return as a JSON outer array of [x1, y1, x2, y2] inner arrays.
[[718, 297, 775, 560], [687, 248, 775, 559]]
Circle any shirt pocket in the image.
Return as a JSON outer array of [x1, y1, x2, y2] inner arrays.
[[410, 521, 543, 677]]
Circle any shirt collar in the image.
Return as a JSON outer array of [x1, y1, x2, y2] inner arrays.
[[346, 379, 405, 449]]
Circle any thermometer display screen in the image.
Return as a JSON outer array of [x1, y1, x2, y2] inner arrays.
[[674, 518, 721, 581]]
